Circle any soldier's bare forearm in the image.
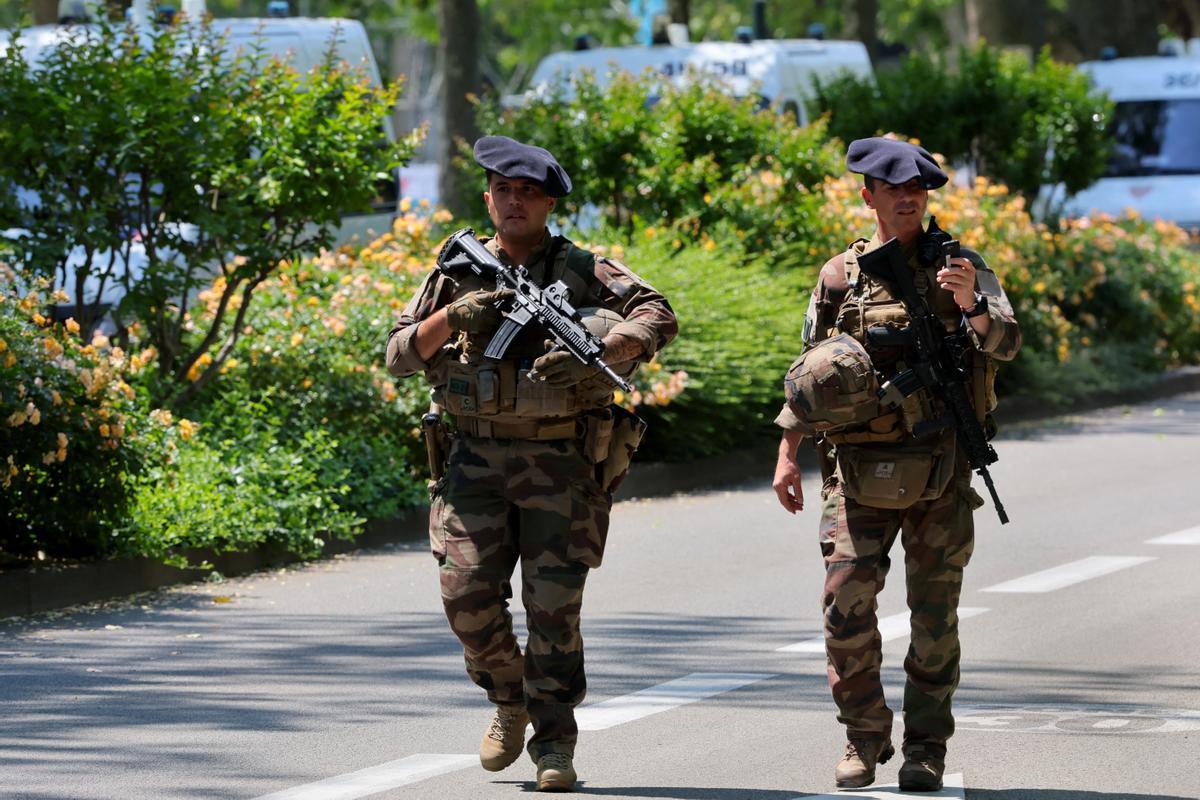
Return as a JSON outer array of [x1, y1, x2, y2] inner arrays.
[[414, 307, 453, 361], [601, 333, 645, 365], [967, 312, 991, 339]]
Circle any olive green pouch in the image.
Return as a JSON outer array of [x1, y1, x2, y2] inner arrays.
[[599, 406, 648, 494], [835, 441, 954, 509]]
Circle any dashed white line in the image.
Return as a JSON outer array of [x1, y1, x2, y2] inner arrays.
[[575, 672, 774, 731], [980, 556, 1155, 593], [1147, 525, 1200, 545], [252, 754, 477, 800], [775, 608, 991, 653], [791, 772, 965, 799]]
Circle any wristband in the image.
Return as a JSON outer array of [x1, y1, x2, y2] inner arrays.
[[962, 294, 989, 318]]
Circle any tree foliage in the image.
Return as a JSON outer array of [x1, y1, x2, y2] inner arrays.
[[0, 18, 418, 407], [809, 43, 1112, 202]]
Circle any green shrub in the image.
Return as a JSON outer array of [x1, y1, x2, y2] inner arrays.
[[472, 71, 843, 267], [118, 423, 361, 568], [175, 211, 447, 523], [809, 44, 1113, 201], [588, 232, 812, 461]]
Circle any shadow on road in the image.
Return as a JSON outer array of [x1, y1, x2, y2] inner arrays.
[[495, 780, 800, 798], [967, 791, 1197, 800]]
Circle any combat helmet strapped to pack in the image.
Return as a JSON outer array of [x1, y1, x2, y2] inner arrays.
[[784, 333, 882, 432]]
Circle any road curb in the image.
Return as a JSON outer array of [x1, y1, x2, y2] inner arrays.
[[4, 366, 1199, 619]]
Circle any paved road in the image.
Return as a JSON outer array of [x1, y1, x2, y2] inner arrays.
[[3, 394, 1200, 800]]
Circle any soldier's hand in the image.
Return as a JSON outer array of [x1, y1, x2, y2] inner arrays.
[[937, 256, 978, 310], [445, 289, 514, 333], [772, 447, 805, 514], [530, 345, 600, 388]]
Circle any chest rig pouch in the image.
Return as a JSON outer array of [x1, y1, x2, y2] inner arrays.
[[438, 238, 610, 423]]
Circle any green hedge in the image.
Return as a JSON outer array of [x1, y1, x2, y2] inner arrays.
[[809, 44, 1113, 201]]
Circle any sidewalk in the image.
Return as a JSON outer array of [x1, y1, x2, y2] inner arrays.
[[4, 366, 1198, 619]]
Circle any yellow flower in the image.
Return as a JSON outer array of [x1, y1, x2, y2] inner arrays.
[[65, 318, 80, 334], [400, 197, 412, 213], [178, 418, 197, 441], [28, 405, 41, 425], [644, 227, 657, 239], [7, 410, 28, 427], [0, 337, 8, 353], [99, 423, 110, 437], [51, 390, 62, 406], [32, 312, 48, 326]]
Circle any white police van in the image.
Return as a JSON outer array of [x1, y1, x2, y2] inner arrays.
[[1, 13, 397, 315], [1056, 53, 1200, 232], [522, 37, 873, 125]]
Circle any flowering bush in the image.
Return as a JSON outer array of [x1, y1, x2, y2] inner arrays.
[[0, 274, 181, 559], [176, 207, 451, 523]]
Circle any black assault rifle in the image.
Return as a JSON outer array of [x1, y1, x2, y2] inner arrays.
[[436, 228, 633, 393], [856, 237, 1009, 524]]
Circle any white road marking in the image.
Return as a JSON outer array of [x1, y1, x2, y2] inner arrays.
[[1147, 525, 1200, 545], [956, 703, 1200, 734], [252, 754, 477, 800], [775, 608, 991, 653], [791, 772, 964, 799], [575, 672, 773, 731], [980, 556, 1155, 593]]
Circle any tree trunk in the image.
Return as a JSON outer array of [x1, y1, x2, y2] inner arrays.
[[668, 0, 688, 26], [32, 0, 58, 24], [1160, 0, 1200, 40], [965, 0, 1047, 52], [845, 0, 879, 65], [437, 0, 481, 219], [1056, 0, 1160, 60]]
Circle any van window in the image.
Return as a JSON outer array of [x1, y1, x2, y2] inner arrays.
[[1106, 99, 1200, 176]]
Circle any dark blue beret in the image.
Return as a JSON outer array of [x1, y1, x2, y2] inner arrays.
[[473, 135, 573, 198], [846, 137, 948, 189]]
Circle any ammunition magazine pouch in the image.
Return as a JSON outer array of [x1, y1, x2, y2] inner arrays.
[[834, 437, 955, 509], [451, 415, 578, 441], [441, 359, 611, 421]]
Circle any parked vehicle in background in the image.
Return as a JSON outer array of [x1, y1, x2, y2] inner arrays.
[[519, 36, 873, 125], [1049, 50, 1200, 233]]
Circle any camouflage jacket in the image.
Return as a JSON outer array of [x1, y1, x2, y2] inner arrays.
[[775, 232, 1021, 432]]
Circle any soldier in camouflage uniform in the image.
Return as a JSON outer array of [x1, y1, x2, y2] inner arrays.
[[771, 138, 1021, 791], [386, 136, 676, 792]]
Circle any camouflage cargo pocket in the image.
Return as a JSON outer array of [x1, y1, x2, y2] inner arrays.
[[567, 476, 611, 568], [428, 477, 448, 561]]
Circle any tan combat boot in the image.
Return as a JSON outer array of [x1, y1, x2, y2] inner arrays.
[[898, 743, 945, 791], [535, 753, 577, 792], [834, 736, 895, 789], [479, 704, 528, 772]]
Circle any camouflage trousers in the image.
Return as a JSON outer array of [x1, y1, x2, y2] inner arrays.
[[429, 433, 611, 760], [818, 464, 983, 748]]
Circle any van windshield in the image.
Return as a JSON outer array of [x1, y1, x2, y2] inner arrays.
[[1106, 99, 1200, 176]]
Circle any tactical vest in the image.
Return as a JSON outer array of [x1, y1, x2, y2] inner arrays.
[[431, 236, 618, 432], [819, 240, 995, 445]]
